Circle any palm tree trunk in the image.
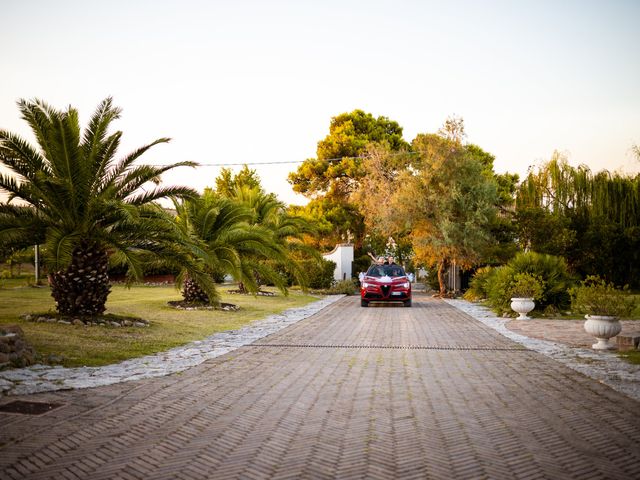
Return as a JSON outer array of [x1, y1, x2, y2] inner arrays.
[[182, 277, 210, 303], [49, 240, 111, 316]]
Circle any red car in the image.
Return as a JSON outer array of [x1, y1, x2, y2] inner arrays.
[[360, 264, 412, 307]]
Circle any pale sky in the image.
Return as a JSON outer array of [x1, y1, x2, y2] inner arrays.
[[2, 0, 639, 205]]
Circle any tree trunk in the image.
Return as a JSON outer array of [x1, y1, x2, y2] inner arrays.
[[49, 240, 111, 316], [437, 259, 448, 297], [182, 277, 209, 303]]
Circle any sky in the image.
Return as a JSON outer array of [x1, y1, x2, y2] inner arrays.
[[2, 0, 639, 205]]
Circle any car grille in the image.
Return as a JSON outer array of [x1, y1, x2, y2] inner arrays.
[[381, 285, 391, 296], [364, 293, 383, 299]]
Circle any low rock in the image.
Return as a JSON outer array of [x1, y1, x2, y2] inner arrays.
[[617, 333, 640, 351], [0, 325, 37, 369], [47, 354, 65, 364]]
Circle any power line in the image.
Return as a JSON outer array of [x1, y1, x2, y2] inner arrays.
[[146, 151, 419, 167]]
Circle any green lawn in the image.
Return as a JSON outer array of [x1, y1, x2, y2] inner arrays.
[[619, 350, 640, 365], [0, 283, 320, 368]]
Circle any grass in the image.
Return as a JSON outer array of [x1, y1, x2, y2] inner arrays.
[[0, 282, 320, 368], [619, 350, 640, 365]]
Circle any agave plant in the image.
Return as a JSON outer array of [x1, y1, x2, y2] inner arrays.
[[0, 97, 214, 315]]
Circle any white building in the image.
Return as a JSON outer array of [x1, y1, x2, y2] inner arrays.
[[322, 244, 354, 282]]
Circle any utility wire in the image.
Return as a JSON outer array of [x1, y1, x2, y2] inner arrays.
[[145, 151, 418, 167]]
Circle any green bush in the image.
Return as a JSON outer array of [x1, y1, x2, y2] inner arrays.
[[299, 258, 336, 290], [326, 279, 358, 295], [463, 266, 496, 301], [485, 251, 576, 315], [508, 272, 545, 300], [426, 270, 440, 292], [353, 254, 372, 279], [570, 275, 637, 318], [108, 263, 180, 278]]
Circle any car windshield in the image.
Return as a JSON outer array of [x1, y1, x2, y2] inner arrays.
[[366, 265, 406, 278]]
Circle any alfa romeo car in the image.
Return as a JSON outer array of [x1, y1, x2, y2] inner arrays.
[[360, 264, 412, 307]]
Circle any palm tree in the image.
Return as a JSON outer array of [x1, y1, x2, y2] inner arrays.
[[0, 97, 214, 316], [173, 190, 288, 303], [230, 185, 318, 291]]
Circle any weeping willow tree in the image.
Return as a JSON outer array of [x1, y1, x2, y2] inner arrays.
[[516, 152, 640, 287], [517, 153, 639, 227]]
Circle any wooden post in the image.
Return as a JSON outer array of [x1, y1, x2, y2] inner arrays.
[[34, 244, 40, 285]]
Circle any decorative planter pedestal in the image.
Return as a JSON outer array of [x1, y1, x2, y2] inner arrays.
[[510, 297, 535, 320], [583, 315, 622, 350]]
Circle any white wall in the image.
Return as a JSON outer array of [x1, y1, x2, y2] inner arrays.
[[322, 244, 354, 282]]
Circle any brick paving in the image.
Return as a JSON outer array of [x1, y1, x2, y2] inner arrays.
[[1, 295, 639, 479], [507, 318, 640, 348]]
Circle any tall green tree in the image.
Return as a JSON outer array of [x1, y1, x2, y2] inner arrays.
[[289, 109, 408, 198], [0, 98, 211, 315], [516, 154, 640, 287], [387, 130, 499, 295], [288, 110, 409, 248], [215, 165, 262, 198]]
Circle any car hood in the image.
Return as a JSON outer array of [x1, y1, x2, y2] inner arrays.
[[364, 275, 408, 284]]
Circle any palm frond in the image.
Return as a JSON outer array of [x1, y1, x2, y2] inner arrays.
[[89, 131, 122, 196], [42, 227, 81, 270], [125, 186, 198, 205], [0, 130, 50, 180], [0, 204, 46, 248], [81, 97, 121, 173], [16, 98, 58, 164]]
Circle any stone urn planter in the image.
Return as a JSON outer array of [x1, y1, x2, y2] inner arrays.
[[508, 273, 544, 320], [510, 297, 535, 320], [571, 275, 637, 351], [583, 315, 622, 350]]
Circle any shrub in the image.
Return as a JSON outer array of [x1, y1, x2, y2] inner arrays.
[[108, 263, 181, 278], [508, 272, 545, 300], [326, 279, 358, 295], [570, 275, 637, 318], [300, 258, 336, 290], [485, 251, 576, 315], [463, 266, 496, 301], [426, 270, 440, 292], [353, 254, 372, 279]]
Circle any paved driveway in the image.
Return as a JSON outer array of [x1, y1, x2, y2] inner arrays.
[[1, 295, 639, 479]]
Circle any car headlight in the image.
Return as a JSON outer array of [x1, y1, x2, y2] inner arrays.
[[362, 282, 370, 289], [402, 282, 410, 289]]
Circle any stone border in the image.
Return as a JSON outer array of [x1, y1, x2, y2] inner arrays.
[[445, 299, 640, 402], [0, 295, 344, 396]]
